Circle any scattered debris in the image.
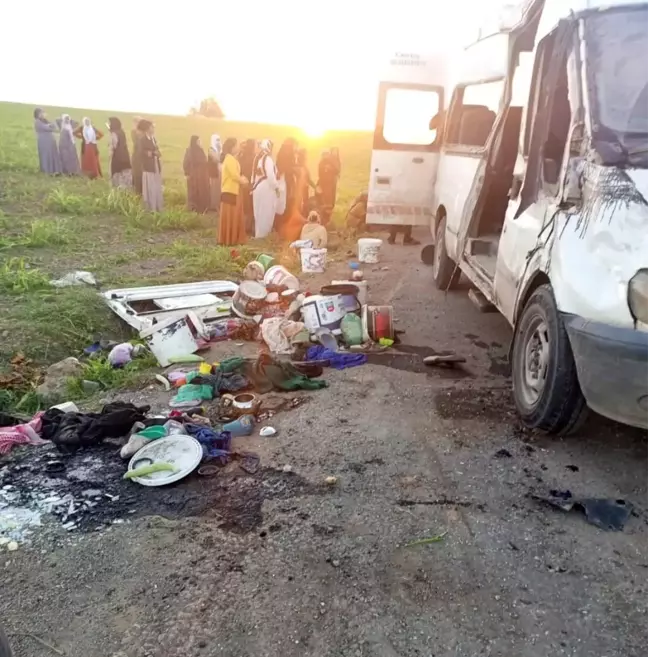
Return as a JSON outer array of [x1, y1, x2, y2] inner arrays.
[[532, 490, 634, 531], [566, 464, 580, 472], [404, 531, 448, 547], [423, 354, 466, 367], [260, 427, 277, 437], [282, 465, 293, 473], [494, 448, 513, 459], [50, 270, 97, 288]]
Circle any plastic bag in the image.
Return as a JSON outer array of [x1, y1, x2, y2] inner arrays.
[[341, 313, 363, 346]]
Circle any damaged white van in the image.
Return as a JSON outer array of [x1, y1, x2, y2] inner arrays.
[[373, 0, 648, 433]]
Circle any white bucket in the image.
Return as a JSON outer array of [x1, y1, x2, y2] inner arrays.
[[264, 265, 300, 291], [300, 248, 327, 274], [301, 294, 347, 335], [358, 238, 383, 263]]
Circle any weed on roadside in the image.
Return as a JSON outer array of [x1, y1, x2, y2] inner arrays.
[[46, 187, 90, 214], [67, 351, 158, 398], [0, 258, 50, 293], [23, 218, 76, 247]]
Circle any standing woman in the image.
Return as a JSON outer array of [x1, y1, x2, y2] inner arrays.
[[33, 108, 61, 175], [58, 114, 80, 175], [183, 135, 210, 213], [317, 148, 341, 225], [131, 117, 144, 195], [251, 139, 278, 238], [274, 138, 298, 232], [238, 139, 257, 234], [74, 117, 103, 179], [218, 138, 248, 245], [207, 134, 222, 212], [107, 117, 132, 189], [138, 120, 163, 212]]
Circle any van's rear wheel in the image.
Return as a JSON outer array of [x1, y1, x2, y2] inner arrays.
[[512, 284, 587, 434], [432, 218, 460, 290]]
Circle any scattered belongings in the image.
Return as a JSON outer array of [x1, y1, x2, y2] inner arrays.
[[423, 354, 466, 367], [102, 281, 239, 332], [126, 435, 203, 486], [50, 270, 97, 288], [260, 426, 277, 437], [532, 490, 634, 531], [358, 238, 383, 263]]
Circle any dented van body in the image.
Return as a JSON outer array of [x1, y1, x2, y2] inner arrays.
[[371, 0, 648, 432]]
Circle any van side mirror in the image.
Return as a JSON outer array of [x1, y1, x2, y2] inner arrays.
[[429, 114, 440, 130]]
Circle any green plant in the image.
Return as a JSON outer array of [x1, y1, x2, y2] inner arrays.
[[23, 218, 75, 247], [0, 258, 50, 293], [46, 188, 88, 214]]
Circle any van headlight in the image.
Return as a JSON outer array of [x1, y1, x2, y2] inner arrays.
[[628, 269, 648, 323]]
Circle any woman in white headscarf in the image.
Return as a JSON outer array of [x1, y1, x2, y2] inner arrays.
[[58, 114, 80, 175], [251, 139, 278, 238], [73, 117, 103, 179], [207, 134, 222, 212]]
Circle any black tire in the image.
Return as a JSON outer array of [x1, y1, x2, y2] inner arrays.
[[0, 624, 13, 657], [432, 218, 461, 290], [512, 284, 587, 434]]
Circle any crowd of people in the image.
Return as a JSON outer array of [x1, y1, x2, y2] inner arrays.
[[33, 107, 342, 246]]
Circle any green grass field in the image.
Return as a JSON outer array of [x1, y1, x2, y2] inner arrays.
[[0, 101, 372, 411]]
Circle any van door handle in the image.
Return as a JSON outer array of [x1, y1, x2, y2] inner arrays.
[[412, 157, 424, 164]]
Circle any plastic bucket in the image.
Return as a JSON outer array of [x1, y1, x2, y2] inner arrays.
[[256, 253, 275, 271], [232, 280, 267, 318], [264, 265, 300, 291], [301, 294, 347, 335], [361, 305, 394, 342], [301, 248, 327, 273], [358, 238, 382, 264]]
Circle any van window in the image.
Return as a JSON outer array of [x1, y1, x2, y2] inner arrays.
[[446, 80, 504, 148], [382, 87, 440, 146]]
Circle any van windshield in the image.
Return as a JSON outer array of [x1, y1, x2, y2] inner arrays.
[[586, 7, 648, 167]]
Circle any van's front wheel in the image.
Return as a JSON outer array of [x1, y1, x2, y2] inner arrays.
[[433, 218, 460, 290], [512, 284, 587, 434]]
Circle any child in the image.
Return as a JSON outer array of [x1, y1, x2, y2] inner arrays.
[[300, 210, 328, 248]]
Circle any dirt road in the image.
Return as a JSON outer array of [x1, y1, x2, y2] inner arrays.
[[1, 241, 646, 657]]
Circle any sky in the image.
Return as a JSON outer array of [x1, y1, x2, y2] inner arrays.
[[0, 0, 501, 130]]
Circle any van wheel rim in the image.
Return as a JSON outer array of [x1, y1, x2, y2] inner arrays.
[[520, 317, 549, 406]]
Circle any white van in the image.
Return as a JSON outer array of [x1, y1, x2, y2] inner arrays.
[[372, 0, 648, 433]]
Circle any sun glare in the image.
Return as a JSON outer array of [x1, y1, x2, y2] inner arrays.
[[300, 121, 327, 138]]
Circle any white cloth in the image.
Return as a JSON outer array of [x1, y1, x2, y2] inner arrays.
[[253, 154, 279, 238], [210, 134, 221, 158], [82, 117, 96, 144], [61, 114, 74, 140]]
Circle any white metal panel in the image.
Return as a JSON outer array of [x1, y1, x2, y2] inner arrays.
[[379, 51, 449, 87], [455, 33, 511, 84], [433, 154, 483, 251]]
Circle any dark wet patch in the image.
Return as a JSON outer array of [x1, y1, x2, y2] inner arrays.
[[434, 387, 515, 420], [0, 444, 329, 535], [368, 345, 471, 380]]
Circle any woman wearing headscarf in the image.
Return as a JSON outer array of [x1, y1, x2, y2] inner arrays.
[[131, 116, 144, 195], [274, 138, 298, 232], [33, 108, 61, 175], [277, 147, 314, 242], [316, 147, 341, 225], [183, 135, 210, 213], [58, 114, 80, 175], [218, 138, 248, 245], [138, 119, 163, 212], [251, 139, 278, 239], [107, 117, 132, 189], [238, 139, 257, 234], [73, 117, 103, 179], [207, 134, 222, 212]]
